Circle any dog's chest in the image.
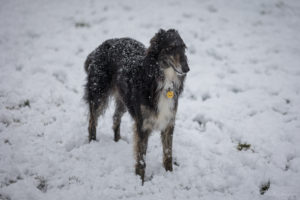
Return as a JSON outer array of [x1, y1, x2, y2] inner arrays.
[[143, 68, 179, 131], [155, 89, 175, 130]]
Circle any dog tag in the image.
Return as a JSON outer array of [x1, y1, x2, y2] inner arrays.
[[166, 91, 174, 99]]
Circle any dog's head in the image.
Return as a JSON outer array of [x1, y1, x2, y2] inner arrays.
[[147, 29, 190, 75]]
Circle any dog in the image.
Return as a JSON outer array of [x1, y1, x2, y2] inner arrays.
[[84, 29, 189, 184]]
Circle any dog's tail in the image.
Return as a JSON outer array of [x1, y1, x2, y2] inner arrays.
[[84, 39, 119, 106]]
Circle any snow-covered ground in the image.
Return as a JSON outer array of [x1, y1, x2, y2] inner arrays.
[[1, 0, 300, 199]]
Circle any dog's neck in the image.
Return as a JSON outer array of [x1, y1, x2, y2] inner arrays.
[[163, 67, 180, 90], [154, 67, 181, 101]]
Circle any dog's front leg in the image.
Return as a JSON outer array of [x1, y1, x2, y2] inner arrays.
[[161, 124, 174, 172], [134, 122, 150, 185]]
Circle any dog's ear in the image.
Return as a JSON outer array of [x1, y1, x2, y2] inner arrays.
[[147, 29, 166, 57], [166, 29, 186, 48]]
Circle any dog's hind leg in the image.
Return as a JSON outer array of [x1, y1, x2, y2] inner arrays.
[[161, 124, 174, 172], [88, 102, 98, 141], [85, 62, 111, 142], [112, 98, 126, 142], [134, 122, 150, 185], [88, 97, 109, 142]]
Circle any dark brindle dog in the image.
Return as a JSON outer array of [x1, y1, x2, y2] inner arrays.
[[84, 29, 189, 183]]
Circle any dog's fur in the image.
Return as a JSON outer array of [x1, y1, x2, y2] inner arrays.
[[84, 29, 189, 183]]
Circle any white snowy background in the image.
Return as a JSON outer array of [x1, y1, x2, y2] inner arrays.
[[1, 0, 300, 199]]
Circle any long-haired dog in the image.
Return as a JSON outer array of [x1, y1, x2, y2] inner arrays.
[[84, 29, 189, 184]]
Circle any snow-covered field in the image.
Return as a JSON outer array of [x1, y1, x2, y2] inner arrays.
[[1, 0, 300, 199]]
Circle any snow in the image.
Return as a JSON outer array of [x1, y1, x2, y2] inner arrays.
[[1, 0, 300, 199]]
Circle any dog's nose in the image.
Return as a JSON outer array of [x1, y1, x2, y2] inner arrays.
[[182, 65, 190, 73]]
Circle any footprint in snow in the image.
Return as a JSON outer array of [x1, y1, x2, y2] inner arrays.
[[207, 5, 218, 13], [53, 70, 67, 84]]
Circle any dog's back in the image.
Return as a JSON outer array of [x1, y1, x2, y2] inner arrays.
[[84, 38, 145, 73]]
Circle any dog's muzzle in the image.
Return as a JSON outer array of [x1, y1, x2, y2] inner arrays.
[[170, 63, 189, 76]]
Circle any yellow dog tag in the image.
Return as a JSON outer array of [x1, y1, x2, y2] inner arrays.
[[166, 91, 174, 99]]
